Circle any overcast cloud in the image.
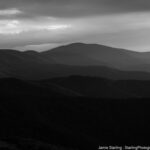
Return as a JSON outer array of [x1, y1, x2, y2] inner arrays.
[[0, 0, 150, 51]]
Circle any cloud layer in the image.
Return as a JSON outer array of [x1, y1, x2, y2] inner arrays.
[[0, 0, 150, 17], [0, 0, 150, 51]]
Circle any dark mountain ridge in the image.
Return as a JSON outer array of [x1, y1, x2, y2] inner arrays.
[[0, 77, 150, 149], [42, 43, 143, 68], [48, 75, 150, 98], [1, 75, 150, 99], [42, 43, 150, 69], [1, 43, 150, 80]]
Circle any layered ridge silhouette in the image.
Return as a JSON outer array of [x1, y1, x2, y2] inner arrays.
[[1, 43, 150, 80], [1, 76, 150, 99], [1, 43, 150, 149]]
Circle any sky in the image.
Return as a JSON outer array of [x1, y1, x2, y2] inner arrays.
[[0, 0, 150, 51]]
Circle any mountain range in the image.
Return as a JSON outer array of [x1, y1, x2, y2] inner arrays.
[[1, 43, 150, 149], [2, 42, 150, 98], [1, 43, 150, 80]]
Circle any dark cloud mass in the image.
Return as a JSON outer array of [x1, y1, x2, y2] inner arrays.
[[0, 0, 150, 17]]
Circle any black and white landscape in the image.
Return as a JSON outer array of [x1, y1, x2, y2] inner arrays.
[[1, 0, 150, 150], [0, 43, 150, 149]]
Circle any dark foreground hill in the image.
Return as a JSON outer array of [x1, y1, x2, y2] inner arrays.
[[0, 77, 150, 149], [2, 76, 150, 99], [0, 78, 81, 98], [49, 76, 150, 98]]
